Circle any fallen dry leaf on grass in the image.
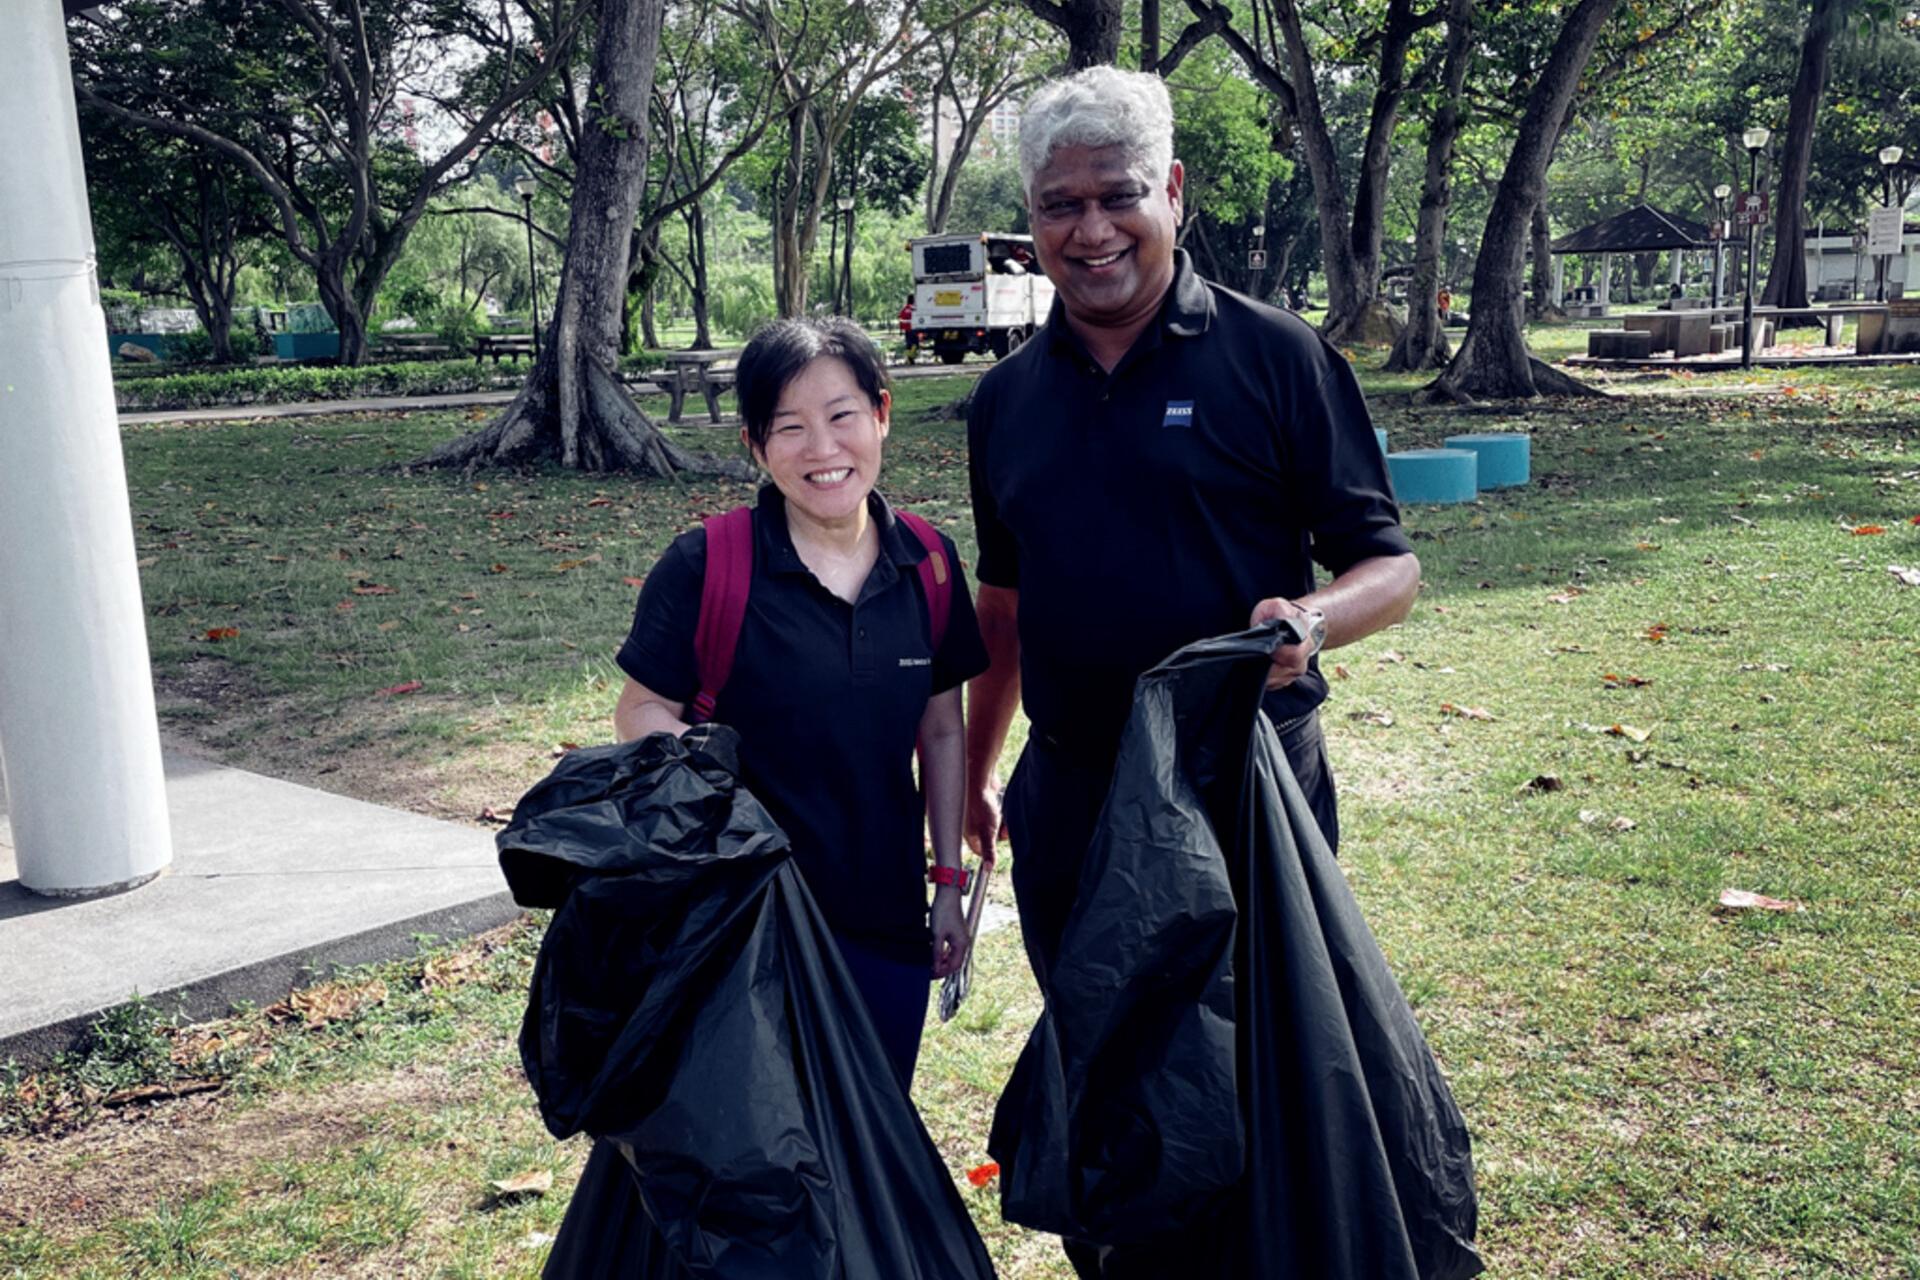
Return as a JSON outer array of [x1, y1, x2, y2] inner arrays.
[[1350, 709, 1395, 727], [1890, 565, 1920, 587], [1377, 649, 1405, 664], [1519, 774, 1564, 794], [1439, 703, 1495, 721], [103, 1079, 224, 1108], [1606, 724, 1652, 743], [1714, 889, 1803, 915], [204, 627, 239, 641], [375, 680, 423, 697], [966, 1162, 1001, 1188], [623, 576, 647, 588], [1546, 590, 1582, 605], [1608, 816, 1637, 832], [1331, 663, 1351, 680], [1601, 673, 1653, 689], [1738, 662, 1792, 673], [351, 581, 396, 595], [1644, 623, 1671, 643], [490, 1169, 554, 1198], [422, 950, 481, 991], [278, 979, 388, 1030], [1847, 525, 1887, 536], [476, 806, 512, 825]]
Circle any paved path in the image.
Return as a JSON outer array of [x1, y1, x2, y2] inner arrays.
[[0, 744, 513, 1066], [118, 360, 988, 428]]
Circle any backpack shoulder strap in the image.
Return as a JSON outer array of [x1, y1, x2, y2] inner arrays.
[[689, 506, 755, 725], [895, 510, 952, 652]]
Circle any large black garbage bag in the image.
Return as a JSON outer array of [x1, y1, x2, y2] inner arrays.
[[990, 624, 1482, 1279], [499, 728, 997, 1280]]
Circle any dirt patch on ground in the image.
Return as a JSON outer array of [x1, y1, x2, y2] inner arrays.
[[153, 657, 547, 824], [0, 1065, 461, 1237]]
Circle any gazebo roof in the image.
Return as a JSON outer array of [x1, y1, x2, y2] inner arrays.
[[1551, 203, 1711, 255]]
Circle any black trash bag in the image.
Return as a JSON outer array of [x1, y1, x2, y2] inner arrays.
[[499, 728, 997, 1280], [991, 623, 1482, 1280]]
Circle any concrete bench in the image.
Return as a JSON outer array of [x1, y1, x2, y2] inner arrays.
[[1856, 307, 1920, 355], [1443, 433, 1530, 489], [473, 335, 535, 364], [1587, 329, 1654, 359], [1386, 448, 1478, 504]]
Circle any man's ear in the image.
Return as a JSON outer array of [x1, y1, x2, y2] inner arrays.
[[1167, 160, 1186, 224]]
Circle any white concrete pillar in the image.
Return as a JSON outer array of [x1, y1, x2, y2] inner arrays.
[[1599, 252, 1613, 309], [0, 0, 172, 895], [1669, 249, 1683, 288], [1551, 255, 1564, 308]]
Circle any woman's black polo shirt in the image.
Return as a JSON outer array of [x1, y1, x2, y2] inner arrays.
[[968, 250, 1412, 753], [617, 486, 988, 962]]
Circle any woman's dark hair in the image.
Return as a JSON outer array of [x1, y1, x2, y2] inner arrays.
[[735, 317, 891, 452]]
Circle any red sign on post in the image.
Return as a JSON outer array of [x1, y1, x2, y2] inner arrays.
[[1734, 191, 1770, 228]]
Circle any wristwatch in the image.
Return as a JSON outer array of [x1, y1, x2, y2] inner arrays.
[[1301, 607, 1327, 657]]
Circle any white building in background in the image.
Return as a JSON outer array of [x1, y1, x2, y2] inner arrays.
[[1803, 224, 1918, 299]]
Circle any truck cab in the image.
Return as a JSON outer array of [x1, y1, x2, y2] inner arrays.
[[906, 233, 1055, 364]]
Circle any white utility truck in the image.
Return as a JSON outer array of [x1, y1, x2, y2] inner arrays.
[[906, 233, 1054, 364]]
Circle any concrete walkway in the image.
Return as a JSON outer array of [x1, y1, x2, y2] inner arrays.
[[116, 360, 987, 428], [0, 745, 516, 1066]]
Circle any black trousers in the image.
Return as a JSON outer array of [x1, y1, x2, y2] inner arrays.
[[1003, 710, 1338, 1279]]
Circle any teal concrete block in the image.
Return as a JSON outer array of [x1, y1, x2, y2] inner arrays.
[[1374, 426, 1388, 454], [1387, 448, 1478, 504], [1443, 432, 1531, 489], [274, 331, 341, 361]]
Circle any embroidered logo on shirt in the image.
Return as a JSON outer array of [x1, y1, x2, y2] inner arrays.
[[899, 657, 932, 667], [1162, 400, 1195, 428]]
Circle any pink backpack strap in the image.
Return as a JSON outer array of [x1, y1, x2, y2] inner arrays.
[[895, 510, 952, 652], [689, 507, 755, 725]]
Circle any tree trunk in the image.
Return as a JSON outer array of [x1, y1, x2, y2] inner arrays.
[[1018, 0, 1122, 69], [1141, 0, 1161, 71], [1761, 0, 1843, 308], [316, 267, 369, 365], [1386, 0, 1472, 372], [641, 279, 660, 349], [1528, 200, 1560, 319], [416, 0, 747, 477], [1430, 0, 1622, 401], [689, 198, 714, 349]]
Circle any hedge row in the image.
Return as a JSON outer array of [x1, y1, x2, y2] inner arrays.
[[113, 354, 662, 412]]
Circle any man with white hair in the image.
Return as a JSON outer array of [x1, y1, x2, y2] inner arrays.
[[964, 65, 1422, 1273]]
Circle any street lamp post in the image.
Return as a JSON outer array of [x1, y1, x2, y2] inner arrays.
[[514, 175, 542, 360], [1877, 144, 1903, 303], [1741, 127, 1770, 370], [836, 197, 855, 318], [1711, 183, 1731, 310]]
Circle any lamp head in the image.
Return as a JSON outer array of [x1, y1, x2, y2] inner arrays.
[[1880, 145, 1905, 168], [514, 175, 538, 200], [1742, 127, 1771, 153], [835, 197, 854, 213], [1713, 183, 1732, 201]]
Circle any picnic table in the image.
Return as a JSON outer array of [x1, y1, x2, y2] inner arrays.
[[648, 348, 741, 424], [1609, 303, 1890, 358], [474, 334, 535, 364]]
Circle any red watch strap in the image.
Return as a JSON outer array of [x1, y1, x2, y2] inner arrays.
[[928, 864, 970, 891]]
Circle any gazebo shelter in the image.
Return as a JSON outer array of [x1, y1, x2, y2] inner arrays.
[[1549, 203, 1715, 316]]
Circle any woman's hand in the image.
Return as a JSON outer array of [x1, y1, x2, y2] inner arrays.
[[931, 886, 970, 978]]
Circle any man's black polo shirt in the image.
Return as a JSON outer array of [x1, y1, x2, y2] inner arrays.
[[617, 485, 989, 961], [968, 249, 1410, 752]]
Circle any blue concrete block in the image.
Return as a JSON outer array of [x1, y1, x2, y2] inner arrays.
[[1374, 426, 1388, 454], [1387, 448, 1479, 504], [1443, 432, 1531, 489]]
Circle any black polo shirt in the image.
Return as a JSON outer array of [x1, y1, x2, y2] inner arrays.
[[968, 249, 1411, 752], [617, 485, 989, 961]]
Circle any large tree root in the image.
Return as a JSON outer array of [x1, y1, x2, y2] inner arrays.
[[1383, 323, 1452, 373], [412, 359, 752, 480], [1420, 355, 1607, 405]]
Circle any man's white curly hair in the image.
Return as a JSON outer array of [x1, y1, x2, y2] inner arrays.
[[1018, 66, 1176, 199]]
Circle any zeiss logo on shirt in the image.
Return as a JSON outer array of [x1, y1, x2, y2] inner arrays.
[[1163, 400, 1195, 428]]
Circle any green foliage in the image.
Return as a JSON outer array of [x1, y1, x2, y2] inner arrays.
[[1169, 50, 1292, 228], [946, 155, 1029, 235], [286, 303, 336, 335], [110, 359, 556, 411]]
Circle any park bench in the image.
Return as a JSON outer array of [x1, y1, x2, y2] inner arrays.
[[474, 334, 535, 364], [372, 332, 453, 362]]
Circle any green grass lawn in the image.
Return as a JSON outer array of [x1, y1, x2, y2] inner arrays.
[[6, 349, 1920, 1277]]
